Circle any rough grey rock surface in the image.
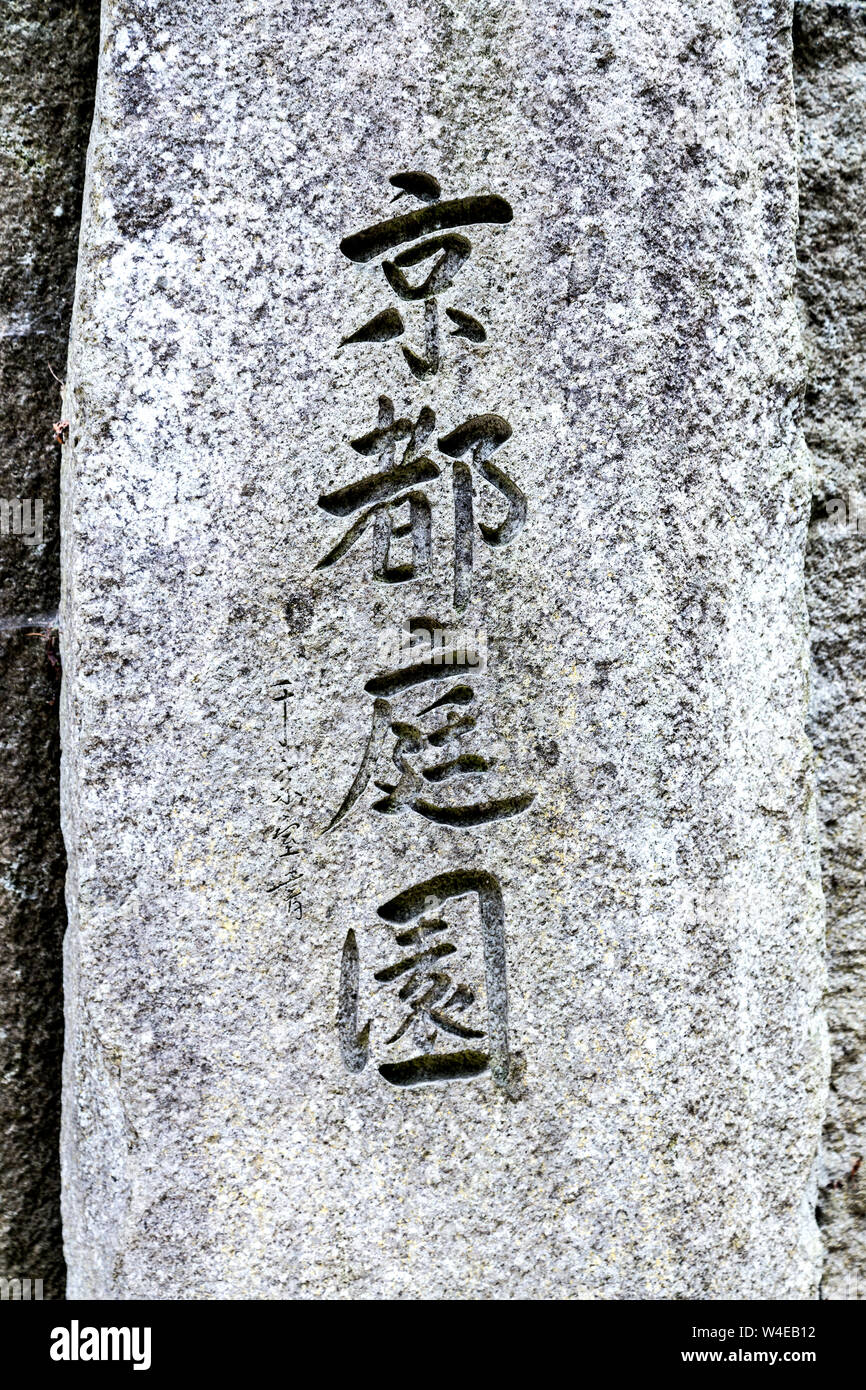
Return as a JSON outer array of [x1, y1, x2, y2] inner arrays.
[[0, 0, 97, 1297], [62, 0, 827, 1298], [796, 0, 866, 1301]]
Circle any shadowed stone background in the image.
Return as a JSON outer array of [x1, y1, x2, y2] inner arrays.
[[0, 1, 98, 1298], [796, 0, 866, 1301], [0, 0, 863, 1302]]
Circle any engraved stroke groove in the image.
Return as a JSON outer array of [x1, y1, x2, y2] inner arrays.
[[378, 1050, 489, 1086], [340, 195, 514, 263], [338, 929, 370, 1072]]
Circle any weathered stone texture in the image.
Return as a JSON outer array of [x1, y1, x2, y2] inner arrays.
[[0, 1, 98, 1297], [62, 0, 826, 1298], [796, 0, 866, 1301]]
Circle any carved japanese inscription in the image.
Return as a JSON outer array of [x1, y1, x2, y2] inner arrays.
[[320, 171, 528, 1093]]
